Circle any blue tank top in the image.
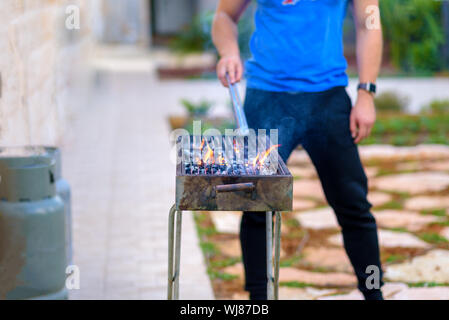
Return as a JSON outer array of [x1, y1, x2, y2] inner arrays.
[[245, 0, 349, 92]]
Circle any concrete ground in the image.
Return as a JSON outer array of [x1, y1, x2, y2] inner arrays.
[[62, 72, 218, 299]]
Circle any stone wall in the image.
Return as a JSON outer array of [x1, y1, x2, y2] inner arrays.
[[101, 0, 150, 45], [0, 0, 97, 146]]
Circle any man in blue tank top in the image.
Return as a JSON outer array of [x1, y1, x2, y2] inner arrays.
[[212, 0, 383, 300]]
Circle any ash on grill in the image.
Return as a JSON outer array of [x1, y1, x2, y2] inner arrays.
[[180, 136, 281, 176]]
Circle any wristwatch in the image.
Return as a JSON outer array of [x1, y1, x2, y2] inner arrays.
[[357, 82, 377, 95]]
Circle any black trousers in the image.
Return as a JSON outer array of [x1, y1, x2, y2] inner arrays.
[[240, 87, 383, 300]]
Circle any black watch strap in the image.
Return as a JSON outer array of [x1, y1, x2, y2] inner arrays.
[[357, 82, 377, 94]]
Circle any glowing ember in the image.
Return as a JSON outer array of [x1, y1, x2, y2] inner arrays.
[[182, 137, 281, 176]]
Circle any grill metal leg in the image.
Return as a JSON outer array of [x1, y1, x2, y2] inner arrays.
[[168, 206, 281, 300], [266, 212, 274, 300], [167, 204, 182, 300], [273, 211, 282, 300], [267, 211, 282, 300]]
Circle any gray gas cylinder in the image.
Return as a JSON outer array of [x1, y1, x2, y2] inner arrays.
[[0, 152, 67, 300], [0, 146, 73, 265], [42, 147, 72, 265]]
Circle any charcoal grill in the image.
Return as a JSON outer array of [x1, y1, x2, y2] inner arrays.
[[167, 77, 293, 300]]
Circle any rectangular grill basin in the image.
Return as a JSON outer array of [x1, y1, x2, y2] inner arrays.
[[175, 136, 293, 211]]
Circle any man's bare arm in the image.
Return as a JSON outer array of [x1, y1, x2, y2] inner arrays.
[[212, 0, 250, 87], [351, 0, 383, 143]]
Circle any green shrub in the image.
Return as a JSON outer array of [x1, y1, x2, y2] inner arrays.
[[380, 0, 445, 72], [426, 99, 449, 114], [170, 9, 254, 57], [170, 12, 215, 54], [180, 98, 213, 117], [374, 91, 409, 113]]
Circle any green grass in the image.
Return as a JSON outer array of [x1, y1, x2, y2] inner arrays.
[[359, 113, 449, 146], [376, 168, 400, 176], [284, 229, 307, 239], [394, 191, 411, 200], [279, 281, 313, 288], [385, 254, 408, 263], [431, 220, 449, 227], [284, 218, 300, 228], [207, 269, 238, 281], [388, 227, 409, 233], [407, 282, 449, 288], [421, 209, 447, 217], [376, 200, 404, 210], [310, 266, 333, 273], [193, 212, 207, 223], [197, 225, 217, 237], [280, 255, 303, 268], [209, 257, 241, 268], [200, 241, 219, 256], [418, 232, 449, 244]]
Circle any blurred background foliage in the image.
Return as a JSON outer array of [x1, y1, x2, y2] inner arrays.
[[364, 93, 449, 146], [169, 9, 253, 58], [169, 0, 449, 75], [380, 0, 446, 73], [169, 11, 215, 54]]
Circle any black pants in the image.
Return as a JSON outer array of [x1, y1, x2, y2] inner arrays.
[[240, 87, 383, 300]]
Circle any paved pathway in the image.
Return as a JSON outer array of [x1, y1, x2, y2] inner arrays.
[[62, 72, 214, 299]]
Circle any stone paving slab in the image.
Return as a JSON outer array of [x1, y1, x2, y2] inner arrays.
[[404, 196, 449, 211], [210, 211, 242, 234], [318, 283, 408, 300], [385, 250, 449, 283], [373, 209, 440, 232], [302, 247, 352, 273], [391, 287, 449, 300], [328, 230, 430, 249], [294, 207, 338, 230], [223, 263, 357, 287], [372, 172, 449, 194]]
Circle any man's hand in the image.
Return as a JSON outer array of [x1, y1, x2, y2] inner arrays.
[[217, 54, 243, 87], [212, 0, 249, 87], [350, 90, 376, 144]]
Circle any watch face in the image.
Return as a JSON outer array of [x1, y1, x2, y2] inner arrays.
[[358, 83, 376, 93]]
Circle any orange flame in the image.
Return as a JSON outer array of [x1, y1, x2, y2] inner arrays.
[[233, 140, 241, 155], [256, 144, 280, 167], [252, 154, 260, 167], [203, 144, 214, 164]]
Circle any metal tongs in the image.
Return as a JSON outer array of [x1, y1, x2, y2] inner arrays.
[[226, 73, 249, 136]]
